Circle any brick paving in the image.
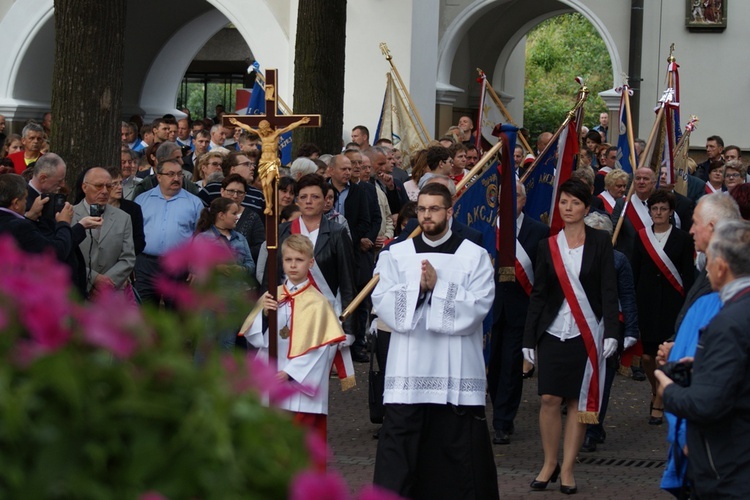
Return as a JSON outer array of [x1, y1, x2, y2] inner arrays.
[[327, 362, 673, 499]]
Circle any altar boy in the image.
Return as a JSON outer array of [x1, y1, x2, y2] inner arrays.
[[245, 234, 347, 441]]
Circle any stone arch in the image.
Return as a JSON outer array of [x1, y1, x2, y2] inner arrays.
[[0, 0, 290, 120], [437, 0, 623, 97]]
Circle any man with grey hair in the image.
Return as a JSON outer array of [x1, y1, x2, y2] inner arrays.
[[209, 123, 226, 150], [366, 145, 408, 222], [9, 121, 45, 174], [73, 167, 136, 295], [656, 219, 750, 499], [290, 157, 318, 180]]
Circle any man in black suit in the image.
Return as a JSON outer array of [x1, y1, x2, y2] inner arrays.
[[0, 173, 74, 260], [488, 181, 549, 444], [329, 154, 374, 362]]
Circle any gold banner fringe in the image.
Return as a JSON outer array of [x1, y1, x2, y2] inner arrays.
[[577, 411, 599, 425], [340, 375, 356, 392], [498, 267, 516, 283]]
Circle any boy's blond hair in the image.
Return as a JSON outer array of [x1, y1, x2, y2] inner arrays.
[[281, 234, 314, 259]]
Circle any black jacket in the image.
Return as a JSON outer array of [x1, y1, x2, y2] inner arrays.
[[0, 211, 74, 261], [663, 286, 750, 499], [523, 226, 619, 348]]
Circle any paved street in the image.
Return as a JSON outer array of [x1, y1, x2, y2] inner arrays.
[[327, 362, 672, 499]]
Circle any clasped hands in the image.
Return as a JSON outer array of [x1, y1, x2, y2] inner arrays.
[[419, 259, 437, 294]]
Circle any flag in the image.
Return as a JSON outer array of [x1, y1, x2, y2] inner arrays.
[[662, 60, 681, 186], [674, 117, 698, 196], [452, 151, 501, 363], [616, 86, 634, 174], [523, 137, 559, 225], [246, 73, 293, 166], [374, 72, 427, 157], [234, 88, 252, 114], [475, 72, 506, 153], [548, 121, 580, 234]]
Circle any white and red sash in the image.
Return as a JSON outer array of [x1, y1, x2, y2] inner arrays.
[[549, 232, 604, 423], [637, 227, 685, 296], [705, 183, 720, 194], [597, 191, 617, 215], [597, 166, 612, 177], [291, 219, 355, 389], [515, 240, 534, 295], [624, 194, 651, 232]]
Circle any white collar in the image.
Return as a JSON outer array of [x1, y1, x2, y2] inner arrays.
[[421, 228, 453, 247]]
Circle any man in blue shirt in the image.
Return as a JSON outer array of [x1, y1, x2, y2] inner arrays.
[[134, 158, 204, 307]]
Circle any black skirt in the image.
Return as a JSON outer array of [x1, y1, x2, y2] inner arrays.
[[537, 332, 588, 399]]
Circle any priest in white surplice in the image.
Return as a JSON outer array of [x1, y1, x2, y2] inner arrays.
[[371, 183, 499, 500]]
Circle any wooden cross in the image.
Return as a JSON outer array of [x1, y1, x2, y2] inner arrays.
[[222, 68, 321, 363]]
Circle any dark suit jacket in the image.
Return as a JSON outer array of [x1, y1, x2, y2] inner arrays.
[[493, 215, 549, 327], [355, 180, 381, 242], [119, 199, 146, 255], [372, 177, 409, 217], [631, 225, 695, 343], [391, 218, 483, 248], [672, 191, 695, 233], [182, 152, 196, 173], [276, 217, 356, 335], [0, 210, 74, 261], [337, 181, 371, 248], [523, 226, 619, 348]]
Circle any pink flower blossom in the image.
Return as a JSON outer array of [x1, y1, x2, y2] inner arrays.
[[289, 470, 349, 500], [154, 276, 225, 313], [160, 238, 234, 282], [305, 431, 331, 470], [75, 287, 142, 358], [138, 491, 167, 500], [0, 237, 73, 351], [221, 355, 303, 404]]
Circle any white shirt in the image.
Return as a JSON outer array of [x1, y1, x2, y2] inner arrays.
[[546, 244, 584, 341]]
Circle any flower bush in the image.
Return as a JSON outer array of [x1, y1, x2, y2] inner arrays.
[[0, 236, 401, 500]]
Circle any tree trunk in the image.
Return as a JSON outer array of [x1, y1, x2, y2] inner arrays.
[[292, 0, 347, 155], [51, 0, 127, 196]]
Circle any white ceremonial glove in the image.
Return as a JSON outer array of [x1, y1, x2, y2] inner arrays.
[[522, 348, 535, 365], [603, 338, 618, 358], [369, 318, 378, 336], [623, 336, 637, 350], [341, 333, 355, 348]]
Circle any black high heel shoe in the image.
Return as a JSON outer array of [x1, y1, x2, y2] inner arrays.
[[522, 366, 535, 379], [530, 463, 560, 490], [560, 484, 578, 495]]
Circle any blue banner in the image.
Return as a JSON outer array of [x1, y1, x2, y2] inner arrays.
[[523, 138, 558, 225], [452, 159, 499, 363], [246, 74, 293, 166], [617, 95, 633, 174]]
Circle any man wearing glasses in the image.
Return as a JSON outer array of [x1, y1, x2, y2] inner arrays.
[[372, 183, 498, 499], [134, 159, 204, 307], [73, 167, 135, 296], [199, 151, 265, 216]]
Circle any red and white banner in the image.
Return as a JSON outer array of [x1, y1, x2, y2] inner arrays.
[[548, 121, 580, 235]]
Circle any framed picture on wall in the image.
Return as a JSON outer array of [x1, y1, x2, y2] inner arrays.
[[686, 0, 727, 31]]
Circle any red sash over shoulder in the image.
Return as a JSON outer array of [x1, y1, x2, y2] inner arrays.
[[637, 227, 685, 296], [515, 240, 534, 295], [624, 194, 651, 232], [597, 191, 617, 215], [548, 233, 604, 424]]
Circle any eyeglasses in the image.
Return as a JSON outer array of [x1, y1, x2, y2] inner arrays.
[[224, 189, 246, 197], [158, 171, 184, 178], [725, 173, 741, 179], [235, 161, 254, 168], [207, 161, 223, 167], [84, 182, 114, 190], [417, 206, 448, 214], [649, 206, 670, 213]]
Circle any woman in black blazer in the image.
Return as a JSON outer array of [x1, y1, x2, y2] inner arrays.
[[632, 189, 695, 425], [522, 179, 619, 494]]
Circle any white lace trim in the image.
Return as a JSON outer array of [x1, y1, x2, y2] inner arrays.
[[385, 376, 485, 394], [441, 282, 458, 333]]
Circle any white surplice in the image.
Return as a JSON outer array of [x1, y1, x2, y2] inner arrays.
[[372, 232, 495, 406], [247, 280, 338, 415]]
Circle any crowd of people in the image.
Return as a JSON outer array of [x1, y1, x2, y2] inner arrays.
[[1, 109, 749, 498]]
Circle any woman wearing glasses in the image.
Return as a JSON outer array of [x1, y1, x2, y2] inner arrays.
[[723, 159, 747, 193], [220, 174, 264, 264], [631, 190, 695, 426], [194, 151, 225, 188]]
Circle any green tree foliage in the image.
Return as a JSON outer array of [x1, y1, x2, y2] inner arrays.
[[524, 13, 611, 139]]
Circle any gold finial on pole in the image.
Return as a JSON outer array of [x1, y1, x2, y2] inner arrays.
[[379, 42, 391, 61], [668, 43, 676, 62]]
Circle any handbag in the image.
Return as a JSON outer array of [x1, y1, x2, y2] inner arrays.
[[368, 333, 385, 424]]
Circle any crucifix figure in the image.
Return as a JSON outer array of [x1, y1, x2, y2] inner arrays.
[[224, 70, 321, 216], [223, 68, 321, 361]]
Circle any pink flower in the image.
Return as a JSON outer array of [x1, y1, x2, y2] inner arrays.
[[289, 470, 349, 500], [305, 431, 331, 470], [154, 276, 225, 313], [221, 355, 303, 404], [138, 492, 167, 500], [75, 287, 142, 358], [160, 238, 234, 282]]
